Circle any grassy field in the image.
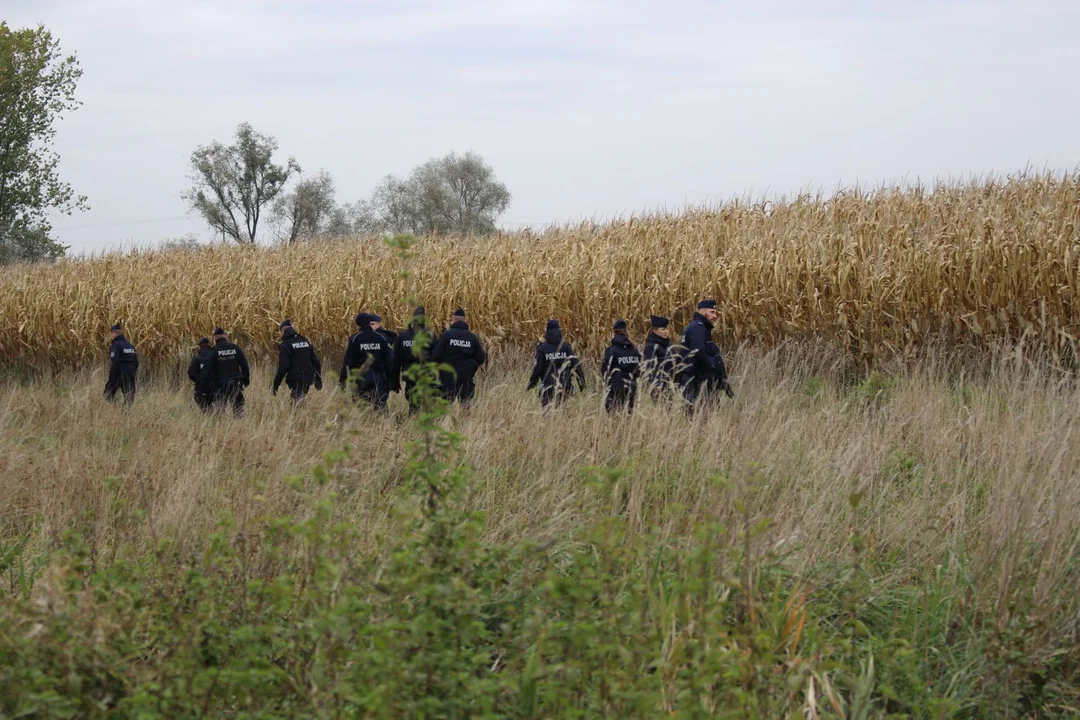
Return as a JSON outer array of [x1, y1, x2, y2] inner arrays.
[[1, 171, 1079, 370], [1, 344, 1078, 716], [2, 173, 1079, 716]]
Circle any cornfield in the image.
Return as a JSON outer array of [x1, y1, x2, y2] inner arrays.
[[2, 171, 1078, 369]]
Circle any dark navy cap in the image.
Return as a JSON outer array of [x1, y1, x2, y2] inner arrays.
[[198, 337, 211, 347], [413, 306, 426, 316], [650, 315, 669, 328], [452, 308, 466, 318], [613, 318, 627, 331], [697, 299, 717, 310], [213, 327, 226, 336], [370, 314, 381, 323], [546, 319, 560, 330], [279, 318, 292, 329], [110, 322, 122, 332], [355, 313, 371, 327]]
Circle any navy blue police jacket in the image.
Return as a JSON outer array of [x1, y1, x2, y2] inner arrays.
[[339, 327, 394, 388], [528, 327, 586, 393], [109, 335, 139, 376], [643, 331, 676, 387], [201, 338, 251, 386], [430, 320, 487, 384], [393, 324, 435, 386], [188, 346, 213, 387], [601, 335, 642, 391], [273, 328, 322, 391], [678, 313, 719, 382]]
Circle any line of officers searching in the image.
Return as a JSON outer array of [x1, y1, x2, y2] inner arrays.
[[103, 299, 734, 416]]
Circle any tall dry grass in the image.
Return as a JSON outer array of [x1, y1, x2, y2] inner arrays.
[[1, 171, 1078, 369], [2, 344, 1077, 612]]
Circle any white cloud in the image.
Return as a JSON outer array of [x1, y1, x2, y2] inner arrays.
[[4, 0, 1078, 252]]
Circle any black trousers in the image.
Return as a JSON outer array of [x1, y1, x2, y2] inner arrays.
[[403, 380, 422, 413], [193, 386, 212, 412], [649, 384, 675, 406], [286, 373, 315, 402], [539, 384, 572, 408], [213, 378, 246, 417], [354, 373, 389, 411], [442, 377, 476, 406], [681, 376, 714, 414], [605, 385, 636, 415], [105, 370, 136, 406]]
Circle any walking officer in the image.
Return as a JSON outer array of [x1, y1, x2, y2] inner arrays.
[[678, 299, 734, 413], [601, 318, 642, 415], [201, 327, 251, 417], [430, 308, 487, 406], [187, 337, 213, 411], [527, 318, 586, 408], [643, 315, 676, 403], [393, 306, 435, 412], [371, 314, 398, 347], [104, 322, 138, 406], [339, 312, 395, 411], [272, 318, 323, 402]]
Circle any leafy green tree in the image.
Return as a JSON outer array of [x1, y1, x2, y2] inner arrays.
[[183, 122, 299, 244], [324, 198, 381, 238], [0, 22, 85, 264], [270, 170, 338, 244], [368, 151, 511, 236]]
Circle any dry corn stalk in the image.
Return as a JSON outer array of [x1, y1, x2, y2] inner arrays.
[[1, 171, 1078, 369]]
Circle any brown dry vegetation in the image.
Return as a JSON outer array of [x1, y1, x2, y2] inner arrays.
[[3, 172, 1080, 715], [1, 171, 1079, 370], [3, 345, 1077, 609]]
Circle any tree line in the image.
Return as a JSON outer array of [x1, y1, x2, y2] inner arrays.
[[184, 123, 511, 246], [0, 22, 512, 264]]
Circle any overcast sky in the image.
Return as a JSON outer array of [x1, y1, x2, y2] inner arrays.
[[7, 0, 1079, 255]]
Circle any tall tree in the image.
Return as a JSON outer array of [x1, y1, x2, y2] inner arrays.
[[366, 151, 511, 236], [369, 173, 420, 235], [183, 122, 299, 244], [325, 198, 380, 238], [0, 22, 85, 264], [270, 170, 338, 244]]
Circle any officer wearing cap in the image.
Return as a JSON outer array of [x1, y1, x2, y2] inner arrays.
[[430, 308, 487, 406], [272, 318, 323, 403], [601, 318, 642, 414], [527, 318, 586, 408], [104, 322, 139, 406], [187, 337, 213, 411], [393, 306, 435, 412], [340, 312, 395, 411], [643, 315, 676, 403], [370, 314, 398, 347], [678, 300, 734, 412], [201, 327, 251, 417]]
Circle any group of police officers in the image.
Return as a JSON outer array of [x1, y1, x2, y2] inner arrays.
[[104, 299, 734, 416]]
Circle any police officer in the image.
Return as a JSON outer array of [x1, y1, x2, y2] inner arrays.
[[201, 327, 251, 417], [104, 322, 138, 406], [678, 300, 734, 413], [339, 312, 395, 411], [430, 308, 487, 406], [272, 318, 323, 402], [705, 338, 734, 399], [601, 318, 641, 414], [643, 315, 676, 403], [187, 337, 213, 411], [393, 306, 435, 412], [370, 314, 398, 347], [527, 318, 586, 408]]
